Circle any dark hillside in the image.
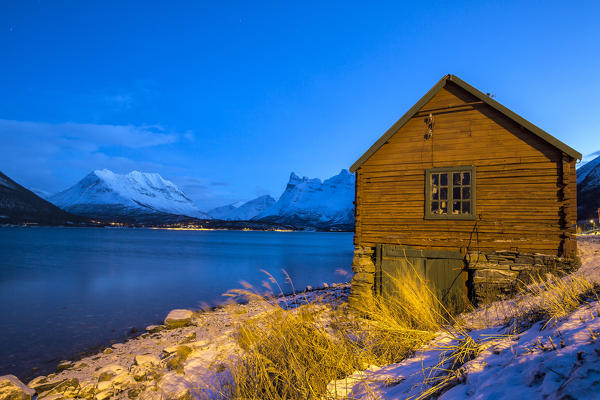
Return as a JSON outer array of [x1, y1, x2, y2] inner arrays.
[[0, 172, 87, 225]]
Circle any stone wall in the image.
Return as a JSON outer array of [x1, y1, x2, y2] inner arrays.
[[348, 246, 581, 308], [466, 250, 580, 305], [348, 245, 376, 309]]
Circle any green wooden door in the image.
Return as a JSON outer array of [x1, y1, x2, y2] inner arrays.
[[376, 245, 469, 314]]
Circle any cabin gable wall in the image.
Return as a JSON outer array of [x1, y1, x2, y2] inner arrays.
[[350, 82, 579, 307]]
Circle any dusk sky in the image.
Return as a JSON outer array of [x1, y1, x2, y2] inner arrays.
[[1, 1, 599, 210]]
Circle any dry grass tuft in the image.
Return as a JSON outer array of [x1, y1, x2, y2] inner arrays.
[[229, 305, 368, 399], [215, 265, 447, 400], [520, 274, 598, 327]]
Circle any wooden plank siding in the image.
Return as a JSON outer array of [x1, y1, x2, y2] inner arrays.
[[354, 81, 577, 257]]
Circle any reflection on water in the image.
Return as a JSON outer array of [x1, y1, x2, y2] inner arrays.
[[0, 227, 353, 380]]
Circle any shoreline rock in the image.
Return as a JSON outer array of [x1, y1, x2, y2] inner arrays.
[[0, 374, 36, 400], [164, 309, 194, 329]]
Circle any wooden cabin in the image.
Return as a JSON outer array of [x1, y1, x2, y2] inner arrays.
[[349, 75, 582, 308]]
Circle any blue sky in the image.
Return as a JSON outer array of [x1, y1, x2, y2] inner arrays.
[[1, 1, 599, 209]]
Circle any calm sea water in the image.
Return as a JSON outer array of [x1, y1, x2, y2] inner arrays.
[[0, 227, 353, 380]]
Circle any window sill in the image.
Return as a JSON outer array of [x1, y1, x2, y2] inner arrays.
[[424, 215, 477, 221]]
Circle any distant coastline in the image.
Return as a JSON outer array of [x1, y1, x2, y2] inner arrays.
[[0, 220, 354, 232]]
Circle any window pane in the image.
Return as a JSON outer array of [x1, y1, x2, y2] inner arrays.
[[440, 187, 448, 200], [453, 187, 461, 200], [440, 173, 447, 186], [453, 201, 461, 214], [462, 172, 470, 185], [453, 172, 461, 185], [462, 187, 470, 200], [428, 168, 474, 218], [462, 201, 471, 214]]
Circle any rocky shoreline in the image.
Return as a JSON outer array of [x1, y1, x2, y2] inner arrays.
[[0, 284, 350, 400]]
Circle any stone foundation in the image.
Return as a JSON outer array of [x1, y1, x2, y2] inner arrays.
[[348, 245, 376, 309], [349, 245, 581, 308], [466, 250, 580, 305]]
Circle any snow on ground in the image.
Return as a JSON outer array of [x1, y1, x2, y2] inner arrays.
[[331, 237, 600, 400], [337, 301, 600, 400]]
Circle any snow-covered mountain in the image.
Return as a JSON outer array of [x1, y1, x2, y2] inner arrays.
[[0, 171, 84, 225], [230, 195, 276, 220], [208, 195, 276, 221], [578, 155, 600, 185], [207, 204, 238, 220], [49, 170, 211, 223], [253, 170, 355, 230], [578, 154, 600, 220]]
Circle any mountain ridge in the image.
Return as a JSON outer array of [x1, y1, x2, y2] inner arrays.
[[0, 171, 87, 225], [253, 169, 355, 230], [49, 169, 211, 224], [207, 195, 276, 221]]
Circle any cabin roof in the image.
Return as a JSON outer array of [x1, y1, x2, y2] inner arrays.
[[350, 75, 582, 172]]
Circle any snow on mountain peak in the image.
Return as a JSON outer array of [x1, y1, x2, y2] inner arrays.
[[254, 169, 355, 228], [288, 172, 318, 188], [578, 155, 600, 185], [207, 195, 276, 220], [50, 169, 207, 218], [289, 172, 301, 181]]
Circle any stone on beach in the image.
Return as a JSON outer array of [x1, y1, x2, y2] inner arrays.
[[163, 345, 193, 372], [36, 378, 79, 399], [146, 324, 164, 333], [164, 309, 194, 328], [95, 365, 136, 399], [96, 364, 126, 382], [0, 375, 35, 400], [26, 376, 71, 394], [134, 354, 161, 367], [111, 372, 136, 390], [56, 360, 72, 372], [157, 373, 193, 400]]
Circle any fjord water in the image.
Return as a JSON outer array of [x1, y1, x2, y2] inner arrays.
[[0, 227, 353, 380]]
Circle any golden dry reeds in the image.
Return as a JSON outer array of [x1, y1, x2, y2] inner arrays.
[[520, 273, 598, 327], [215, 262, 451, 400]]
